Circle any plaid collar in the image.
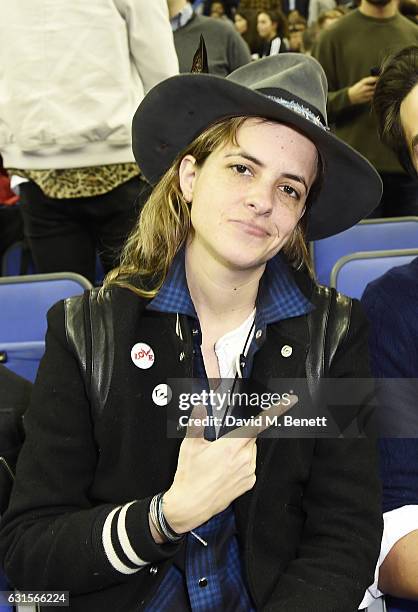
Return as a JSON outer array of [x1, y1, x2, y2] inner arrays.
[[147, 248, 313, 324]]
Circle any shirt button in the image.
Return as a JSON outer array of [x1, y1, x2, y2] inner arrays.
[[255, 329, 263, 339], [198, 577, 208, 588], [149, 565, 158, 575]]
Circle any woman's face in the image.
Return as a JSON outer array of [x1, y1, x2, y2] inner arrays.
[[179, 119, 318, 273], [257, 13, 277, 39], [234, 13, 248, 34]]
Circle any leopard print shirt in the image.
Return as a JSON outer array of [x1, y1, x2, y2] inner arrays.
[[8, 163, 140, 198]]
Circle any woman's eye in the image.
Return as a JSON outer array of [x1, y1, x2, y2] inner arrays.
[[232, 164, 251, 176], [280, 185, 300, 199]]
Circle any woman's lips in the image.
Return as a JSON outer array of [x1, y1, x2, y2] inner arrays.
[[230, 220, 270, 237]]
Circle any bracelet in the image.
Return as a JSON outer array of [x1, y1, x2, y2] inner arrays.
[[159, 493, 184, 542], [149, 493, 165, 541], [149, 492, 184, 543]]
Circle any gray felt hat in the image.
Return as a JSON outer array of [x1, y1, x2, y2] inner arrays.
[[132, 54, 382, 240]]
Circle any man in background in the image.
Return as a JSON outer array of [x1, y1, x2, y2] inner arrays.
[[0, 1, 178, 284], [168, 0, 251, 75], [361, 45, 418, 610], [313, 0, 418, 217]]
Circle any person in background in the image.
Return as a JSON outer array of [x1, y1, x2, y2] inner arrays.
[[234, 9, 249, 34], [209, 0, 232, 22], [360, 45, 418, 611], [209, 0, 225, 15], [316, 8, 343, 29], [308, 0, 337, 26], [168, 0, 251, 75], [0, 365, 32, 513], [0, 53, 383, 611], [301, 25, 319, 54], [287, 12, 308, 51], [313, 0, 418, 217], [234, 9, 262, 53], [256, 9, 289, 56], [281, 0, 310, 20], [201, 0, 239, 18], [0, 365, 32, 600], [0, 0, 179, 286]]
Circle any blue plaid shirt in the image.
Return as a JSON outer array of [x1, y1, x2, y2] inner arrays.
[[145, 249, 313, 611]]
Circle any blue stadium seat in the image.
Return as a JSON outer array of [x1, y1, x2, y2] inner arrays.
[[0, 570, 12, 611], [0, 273, 92, 382], [1, 241, 36, 276], [2, 241, 105, 286], [330, 249, 418, 300], [311, 217, 418, 286]]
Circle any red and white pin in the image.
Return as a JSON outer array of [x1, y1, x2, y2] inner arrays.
[[131, 342, 155, 369]]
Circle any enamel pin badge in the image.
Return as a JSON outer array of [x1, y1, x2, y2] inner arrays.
[[131, 343, 155, 369]]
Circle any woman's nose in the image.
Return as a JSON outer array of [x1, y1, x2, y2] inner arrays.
[[245, 183, 273, 215]]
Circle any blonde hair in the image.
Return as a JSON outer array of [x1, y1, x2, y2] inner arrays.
[[102, 116, 318, 299]]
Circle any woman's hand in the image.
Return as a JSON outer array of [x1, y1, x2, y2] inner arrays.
[[162, 405, 257, 535]]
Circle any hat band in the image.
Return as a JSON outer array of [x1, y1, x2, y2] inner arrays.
[[257, 87, 329, 132], [266, 96, 329, 131]]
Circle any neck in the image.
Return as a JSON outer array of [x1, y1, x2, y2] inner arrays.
[[359, 0, 397, 18], [185, 242, 263, 332], [167, 0, 188, 19]]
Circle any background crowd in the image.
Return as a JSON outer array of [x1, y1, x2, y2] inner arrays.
[[0, 0, 417, 282]]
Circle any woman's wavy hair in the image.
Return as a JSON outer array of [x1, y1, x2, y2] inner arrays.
[[102, 116, 323, 299]]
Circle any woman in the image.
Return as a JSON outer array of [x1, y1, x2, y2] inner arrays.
[[234, 9, 261, 54], [256, 9, 289, 56], [0, 55, 383, 611]]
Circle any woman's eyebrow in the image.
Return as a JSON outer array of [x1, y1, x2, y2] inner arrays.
[[224, 151, 265, 167]]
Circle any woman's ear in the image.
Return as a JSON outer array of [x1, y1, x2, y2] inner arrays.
[[179, 155, 198, 203]]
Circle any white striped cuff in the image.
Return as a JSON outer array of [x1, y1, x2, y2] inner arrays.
[[102, 503, 149, 574]]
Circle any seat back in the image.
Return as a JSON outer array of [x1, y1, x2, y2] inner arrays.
[[330, 249, 418, 300], [2, 241, 105, 285], [0, 273, 92, 381], [1, 241, 36, 276], [311, 217, 418, 286]]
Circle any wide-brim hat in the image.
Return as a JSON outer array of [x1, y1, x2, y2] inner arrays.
[[132, 54, 382, 240]]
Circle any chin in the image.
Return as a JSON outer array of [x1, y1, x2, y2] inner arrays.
[[218, 249, 270, 272]]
